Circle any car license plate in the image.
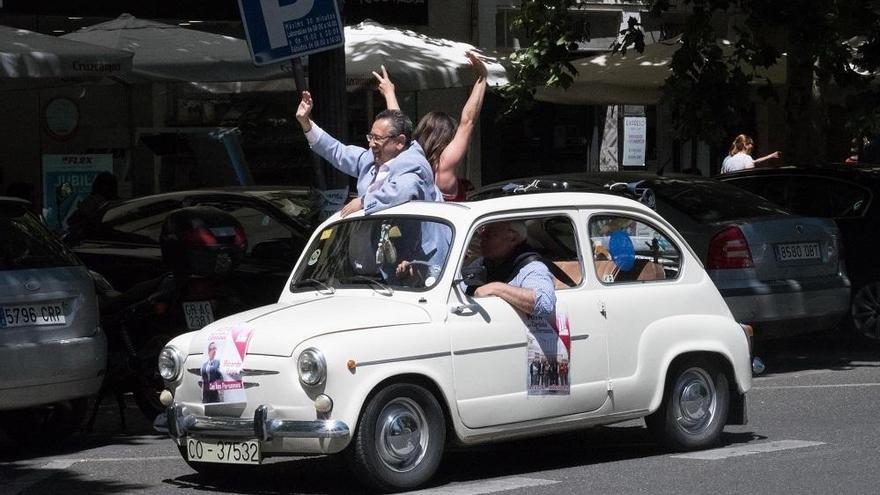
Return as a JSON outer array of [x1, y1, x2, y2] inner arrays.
[[0, 303, 66, 328], [775, 241, 821, 261], [186, 438, 261, 464], [183, 301, 214, 330]]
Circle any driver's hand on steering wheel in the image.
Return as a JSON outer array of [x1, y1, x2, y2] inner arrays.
[[395, 260, 414, 277]]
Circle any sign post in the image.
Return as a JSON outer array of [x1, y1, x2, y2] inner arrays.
[[237, 0, 344, 66]]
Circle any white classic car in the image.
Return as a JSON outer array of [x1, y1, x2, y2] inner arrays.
[[155, 192, 753, 492]]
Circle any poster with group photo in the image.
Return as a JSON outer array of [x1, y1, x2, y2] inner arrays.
[[201, 324, 255, 404], [526, 307, 571, 396]]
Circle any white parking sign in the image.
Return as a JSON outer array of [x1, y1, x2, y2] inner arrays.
[[238, 0, 344, 65]]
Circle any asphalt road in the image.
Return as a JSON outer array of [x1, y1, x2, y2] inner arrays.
[[2, 330, 879, 495]]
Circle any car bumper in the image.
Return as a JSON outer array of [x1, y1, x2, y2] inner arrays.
[[718, 278, 850, 338], [155, 403, 350, 441], [0, 332, 106, 410]]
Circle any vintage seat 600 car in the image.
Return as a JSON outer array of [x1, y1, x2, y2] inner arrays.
[[155, 192, 753, 492]]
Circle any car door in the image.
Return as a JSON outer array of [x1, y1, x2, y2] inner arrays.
[[584, 211, 688, 388], [447, 212, 609, 429]]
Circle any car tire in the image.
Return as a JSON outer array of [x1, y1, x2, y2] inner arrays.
[[0, 397, 88, 445], [645, 357, 729, 451], [346, 383, 446, 492], [850, 282, 880, 340]]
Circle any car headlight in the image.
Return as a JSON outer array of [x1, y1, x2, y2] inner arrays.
[[297, 348, 326, 386], [158, 346, 183, 381]]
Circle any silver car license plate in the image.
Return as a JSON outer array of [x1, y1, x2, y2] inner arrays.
[[186, 438, 261, 464], [0, 303, 66, 328], [775, 241, 821, 261], [183, 301, 214, 330]]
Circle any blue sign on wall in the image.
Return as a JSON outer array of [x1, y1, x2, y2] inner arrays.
[[237, 0, 344, 66]]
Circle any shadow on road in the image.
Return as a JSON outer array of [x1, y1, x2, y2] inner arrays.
[[756, 329, 880, 376], [161, 425, 767, 494], [0, 463, 149, 494]]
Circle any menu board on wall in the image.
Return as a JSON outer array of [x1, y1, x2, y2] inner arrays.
[[345, 0, 428, 25], [622, 116, 647, 167]]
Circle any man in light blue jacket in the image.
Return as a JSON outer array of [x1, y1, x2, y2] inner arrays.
[[295, 91, 447, 280], [295, 91, 441, 216]]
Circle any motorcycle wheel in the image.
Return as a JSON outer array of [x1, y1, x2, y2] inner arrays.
[[131, 333, 175, 421]]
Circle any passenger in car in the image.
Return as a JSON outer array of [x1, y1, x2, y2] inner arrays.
[[373, 52, 487, 201], [295, 91, 442, 217], [463, 221, 556, 317]]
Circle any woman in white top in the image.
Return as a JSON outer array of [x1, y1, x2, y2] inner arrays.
[[720, 134, 781, 174]]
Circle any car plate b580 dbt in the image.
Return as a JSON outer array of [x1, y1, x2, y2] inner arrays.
[[775, 241, 821, 261]]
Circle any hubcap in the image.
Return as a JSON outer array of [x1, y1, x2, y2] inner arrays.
[[375, 397, 429, 472], [672, 367, 716, 435], [852, 283, 880, 340]]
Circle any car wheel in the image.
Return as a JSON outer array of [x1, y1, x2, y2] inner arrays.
[[646, 357, 729, 451], [0, 398, 88, 445], [346, 383, 446, 492], [851, 282, 880, 340]]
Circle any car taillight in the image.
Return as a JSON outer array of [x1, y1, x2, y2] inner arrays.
[[233, 225, 247, 247], [707, 225, 753, 269], [181, 227, 218, 247]]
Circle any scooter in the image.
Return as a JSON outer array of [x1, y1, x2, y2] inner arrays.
[[86, 206, 248, 428]]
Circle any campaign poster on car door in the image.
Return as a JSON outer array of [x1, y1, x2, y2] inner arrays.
[[41, 154, 113, 232], [200, 324, 255, 404], [526, 306, 571, 396]]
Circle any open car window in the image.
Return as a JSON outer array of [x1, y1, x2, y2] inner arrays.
[[463, 215, 584, 289]]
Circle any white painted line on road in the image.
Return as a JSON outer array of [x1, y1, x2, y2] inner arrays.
[[754, 382, 880, 390], [402, 476, 559, 495], [671, 440, 825, 460], [5, 459, 80, 495], [79, 455, 179, 462]]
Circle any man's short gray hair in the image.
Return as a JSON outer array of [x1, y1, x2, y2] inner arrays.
[[504, 220, 527, 243]]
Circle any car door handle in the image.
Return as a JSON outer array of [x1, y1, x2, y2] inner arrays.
[[450, 303, 479, 315]]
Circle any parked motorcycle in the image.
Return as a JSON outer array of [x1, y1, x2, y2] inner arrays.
[[88, 206, 248, 426]]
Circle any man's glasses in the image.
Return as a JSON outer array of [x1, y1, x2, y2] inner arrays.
[[366, 133, 396, 144]]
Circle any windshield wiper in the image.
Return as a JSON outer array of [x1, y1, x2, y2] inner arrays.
[[290, 277, 335, 294], [339, 275, 394, 296]]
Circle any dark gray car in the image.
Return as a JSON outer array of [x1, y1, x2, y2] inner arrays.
[[0, 197, 106, 441], [472, 172, 851, 340]]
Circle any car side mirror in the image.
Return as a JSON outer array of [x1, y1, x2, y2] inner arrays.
[[459, 265, 487, 287]]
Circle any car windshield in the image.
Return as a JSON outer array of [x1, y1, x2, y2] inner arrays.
[[653, 177, 790, 222], [291, 216, 453, 292], [0, 203, 81, 270]]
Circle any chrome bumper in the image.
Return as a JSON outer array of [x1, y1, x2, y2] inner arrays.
[[154, 403, 350, 440]]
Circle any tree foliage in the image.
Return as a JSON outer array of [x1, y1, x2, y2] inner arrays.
[[504, 0, 880, 163]]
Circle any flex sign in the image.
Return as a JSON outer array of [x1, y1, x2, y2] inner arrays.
[[238, 0, 343, 65]]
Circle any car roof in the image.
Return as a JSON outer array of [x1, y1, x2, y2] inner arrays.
[[0, 196, 30, 206], [717, 164, 880, 182], [336, 192, 660, 226]]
